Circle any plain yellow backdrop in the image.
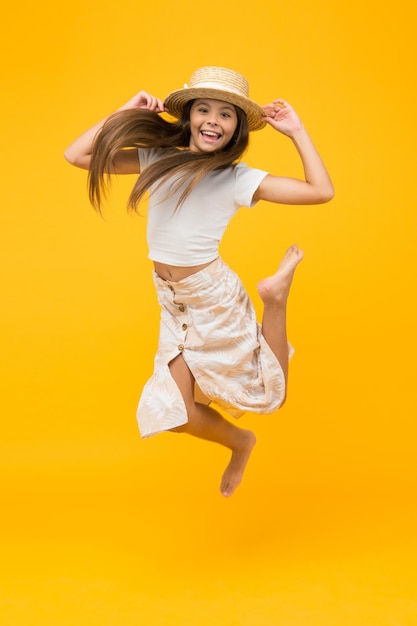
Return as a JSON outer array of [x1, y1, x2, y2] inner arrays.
[[1, 0, 416, 624]]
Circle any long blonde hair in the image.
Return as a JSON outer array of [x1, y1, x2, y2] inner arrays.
[[88, 102, 249, 212]]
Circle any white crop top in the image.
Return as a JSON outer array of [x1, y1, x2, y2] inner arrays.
[[138, 148, 269, 266]]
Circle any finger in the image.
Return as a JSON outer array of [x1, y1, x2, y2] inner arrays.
[[156, 98, 165, 112], [262, 102, 286, 115], [153, 99, 165, 113], [148, 95, 158, 110], [142, 93, 160, 110], [262, 104, 278, 116], [272, 99, 286, 106]]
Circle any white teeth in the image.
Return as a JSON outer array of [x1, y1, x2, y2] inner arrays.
[[202, 131, 220, 138]]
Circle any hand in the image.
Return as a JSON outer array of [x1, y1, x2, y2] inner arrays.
[[262, 100, 304, 137], [120, 91, 165, 113]]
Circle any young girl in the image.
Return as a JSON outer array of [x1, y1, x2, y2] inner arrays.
[[65, 66, 334, 497]]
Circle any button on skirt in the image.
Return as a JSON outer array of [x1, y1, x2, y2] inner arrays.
[[136, 257, 292, 437]]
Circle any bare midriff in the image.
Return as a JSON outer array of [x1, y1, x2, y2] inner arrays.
[[153, 259, 216, 282]]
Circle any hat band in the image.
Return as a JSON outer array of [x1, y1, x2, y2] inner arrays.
[[187, 81, 248, 97]]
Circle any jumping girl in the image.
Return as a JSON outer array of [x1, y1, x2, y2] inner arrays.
[[65, 66, 334, 497]]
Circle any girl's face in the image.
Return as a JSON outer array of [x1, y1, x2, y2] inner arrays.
[[188, 98, 238, 153]]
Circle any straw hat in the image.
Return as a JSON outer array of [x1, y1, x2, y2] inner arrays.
[[164, 66, 266, 131]]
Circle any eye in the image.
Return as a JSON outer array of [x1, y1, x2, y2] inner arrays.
[[197, 107, 208, 113], [221, 112, 231, 118]]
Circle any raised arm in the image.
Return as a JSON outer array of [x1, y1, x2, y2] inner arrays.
[[64, 92, 165, 173], [253, 100, 334, 205]]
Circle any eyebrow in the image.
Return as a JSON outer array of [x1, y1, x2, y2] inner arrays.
[[195, 100, 235, 112]]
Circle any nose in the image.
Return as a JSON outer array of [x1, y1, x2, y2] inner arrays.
[[207, 113, 219, 126]]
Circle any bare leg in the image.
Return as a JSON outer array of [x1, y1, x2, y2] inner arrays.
[[169, 355, 256, 497], [257, 245, 304, 390]]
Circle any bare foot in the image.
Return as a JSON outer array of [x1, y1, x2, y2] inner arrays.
[[220, 430, 256, 497], [257, 244, 304, 305]]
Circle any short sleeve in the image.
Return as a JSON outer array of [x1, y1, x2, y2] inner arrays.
[[234, 162, 269, 208], [138, 147, 164, 171]]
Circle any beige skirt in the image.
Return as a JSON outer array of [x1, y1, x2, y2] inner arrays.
[[136, 257, 291, 438]]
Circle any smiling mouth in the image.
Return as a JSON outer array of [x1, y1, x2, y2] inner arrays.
[[200, 130, 222, 141]]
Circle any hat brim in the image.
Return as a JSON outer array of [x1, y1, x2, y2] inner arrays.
[[164, 87, 266, 131]]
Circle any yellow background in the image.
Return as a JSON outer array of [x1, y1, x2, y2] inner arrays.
[[1, 0, 416, 624]]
